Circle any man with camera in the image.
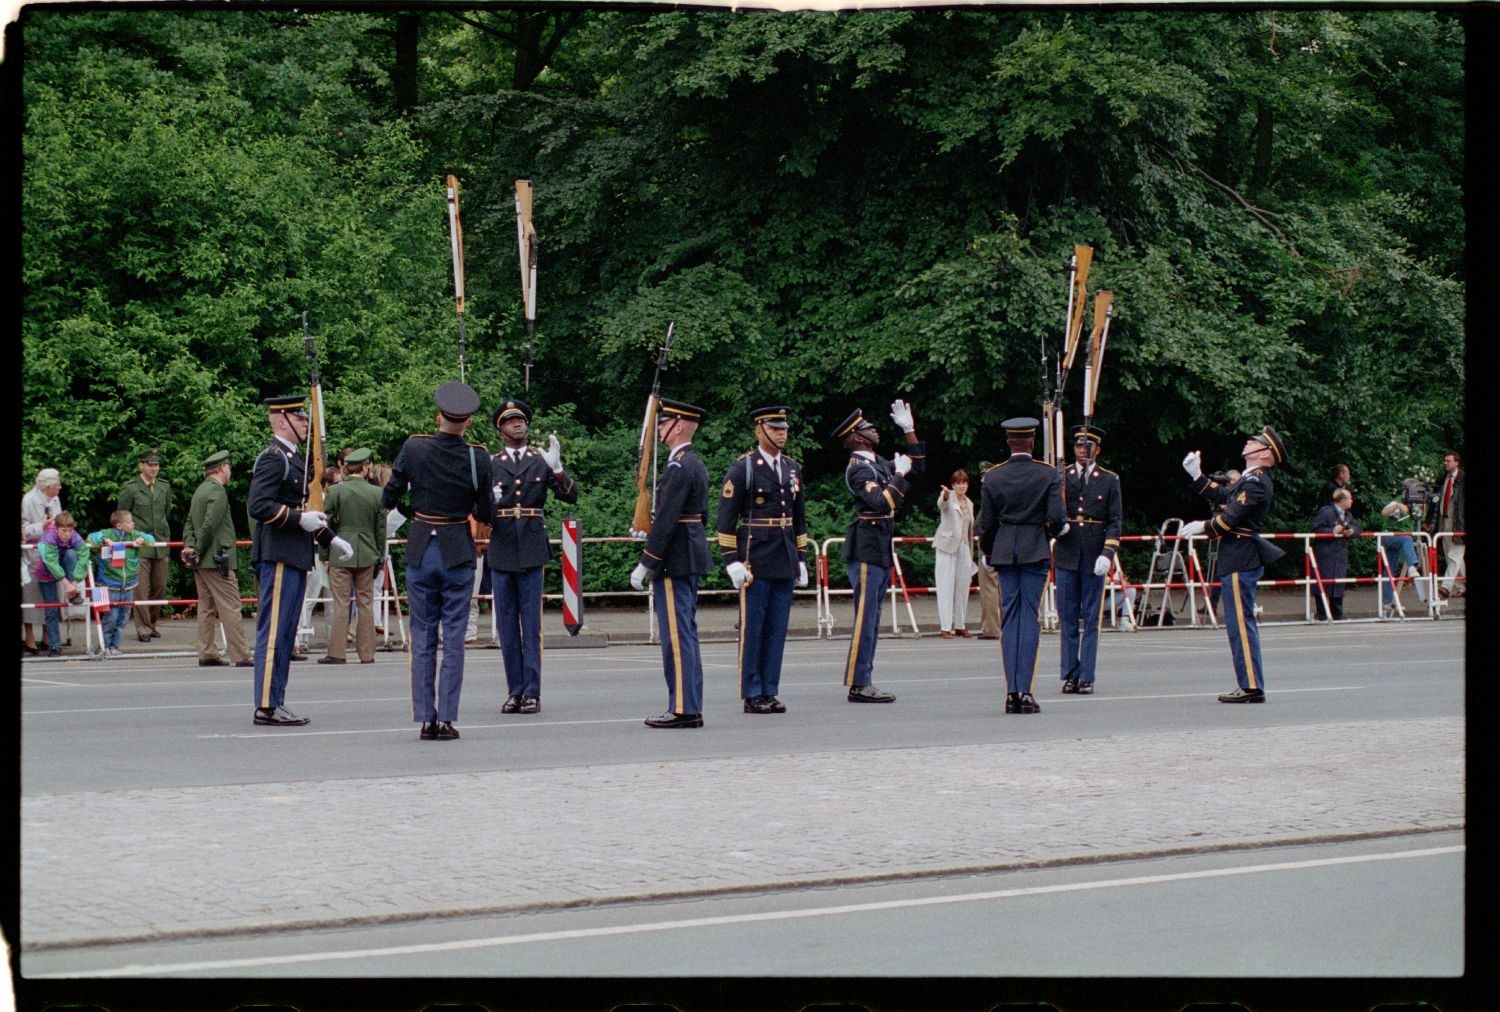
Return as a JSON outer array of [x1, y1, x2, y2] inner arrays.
[[1426, 450, 1465, 600], [181, 450, 252, 668]]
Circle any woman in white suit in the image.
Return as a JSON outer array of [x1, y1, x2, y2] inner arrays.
[[932, 469, 977, 637]]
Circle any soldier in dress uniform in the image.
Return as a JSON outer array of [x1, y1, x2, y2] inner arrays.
[[382, 382, 495, 741], [248, 396, 354, 726], [118, 446, 173, 643], [1052, 424, 1123, 695], [320, 447, 386, 665], [180, 450, 252, 668], [833, 400, 925, 704], [976, 417, 1065, 714], [716, 405, 810, 714], [486, 399, 579, 715], [1180, 425, 1287, 703], [630, 399, 712, 728]]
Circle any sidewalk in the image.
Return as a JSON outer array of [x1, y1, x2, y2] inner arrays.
[[19, 583, 1463, 661]]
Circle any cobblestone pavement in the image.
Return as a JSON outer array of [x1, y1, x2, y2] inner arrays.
[[22, 715, 1463, 948]]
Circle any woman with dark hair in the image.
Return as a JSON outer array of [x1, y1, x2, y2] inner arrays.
[[932, 469, 977, 637]]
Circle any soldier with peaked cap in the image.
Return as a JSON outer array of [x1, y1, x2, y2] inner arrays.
[[977, 417, 1066, 715], [181, 449, 252, 668], [117, 446, 173, 643], [716, 405, 809, 714], [1052, 424, 1123, 695], [486, 398, 579, 715], [833, 399, 925, 704], [630, 398, 712, 728], [382, 382, 496, 741], [248, 395, 354, 726], [1180, 425, 1287, 703], [320, 447, 387, 665]]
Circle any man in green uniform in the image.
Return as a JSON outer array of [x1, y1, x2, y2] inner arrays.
[[320, 447, 387, 665], [117, 447, 173, 643], [180, 450, 251, 668]]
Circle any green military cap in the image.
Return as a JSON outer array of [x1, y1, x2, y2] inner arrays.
[[138, 447, 163, 463], [343, 446, 371, 466], [202, 450, 230, 470]]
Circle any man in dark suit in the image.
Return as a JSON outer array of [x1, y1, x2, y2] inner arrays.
[[716, 405, 809, 714], [1426, 450, 1464, 600], [486, 399, 579, 715], [630, 399, 712, 728], [382, 382, 495, 741], [977, 417, 1066, 714], [248, 395, 353, 726], [833, 400, 926, 704], [1179, 425, 1288, 703], [1310, 488, 1360, 620], [1052, 424, 1123, 695]]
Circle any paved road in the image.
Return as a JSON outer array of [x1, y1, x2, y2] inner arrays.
[[22, 618, 1463, 968]]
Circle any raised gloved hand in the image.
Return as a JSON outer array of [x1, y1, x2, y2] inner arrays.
[[298, 510, 328, 532], [1093, 555, 1112, 578], [630, 563, 651, 591], [1182, 451, 1202, 481], [893, 452, 912, 477], [797, 561, 809, 587], [889, 399, 915, 433], [726, 561, 749, 590], [331, 536, 354, 562], [542, 433, 563, 472], [1179, 520, 1206, 538]]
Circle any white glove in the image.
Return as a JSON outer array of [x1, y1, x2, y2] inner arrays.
[[1093, 556, 1112, 577], [1182, 451, 1202, 480], [889, 399, 914, 433], [797, 561, 809, 587], [541, 433, 563, 472], [726, 561, 749, 590], [630, 563, 650, 591], [1057, 523, 1071, 539], [893, 453, 912, 477], [1179, 520, 1206, 538], [331, 536, 354, 562], [629, 529, 648, 540], [298, 510, 327, 532]]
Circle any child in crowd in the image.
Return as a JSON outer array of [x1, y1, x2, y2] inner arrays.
[[86, 509, 156, 657], [35, 511, 89, 656]]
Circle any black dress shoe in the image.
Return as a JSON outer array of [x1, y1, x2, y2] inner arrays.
[[743, 695, 769, 713], [254, 706, 310, 726], [763, 696, 786, 713], [1017, 693, 1040, 714], [1004, 692, 1021, 714], [235, 660, 254, 667], [420, 721, 438, 740], [316, 656, 346, 665], [518, 696, 540, 714], [644, 712, 703, 728], [149, 629, 161, 639], [47, 647, 63, 657], [501, 695, 521, 714], [138, 634, 153, 643], [1218, 687, 1265, 703], [1061, 677, 1079, 694], [977, 633, 999, 640], [22, 642, 40, 655], [1076, 682, 1094, 695], [198, 658, 228, 667], [434, 721, 460, 740], [847, 684, 896, 703]]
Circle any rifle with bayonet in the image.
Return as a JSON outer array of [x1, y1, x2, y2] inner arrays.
[[445, 174, 468, 382], [629, 322, 675, 538], [515, 179, 538, 390]]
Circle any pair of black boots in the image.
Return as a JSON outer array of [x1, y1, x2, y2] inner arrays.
[[1004, 693, 1040, 714]]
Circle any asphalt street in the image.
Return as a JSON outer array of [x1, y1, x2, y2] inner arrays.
[[14, 602, 1464, 1007]]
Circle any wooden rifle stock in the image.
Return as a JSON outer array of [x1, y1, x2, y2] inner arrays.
[[1082, 290, 1114, 422], [302, 312, 327, 512], [628, 321, 675, 537]]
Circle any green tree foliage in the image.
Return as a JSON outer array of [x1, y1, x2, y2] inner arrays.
[[21, 8, 1464, 593]]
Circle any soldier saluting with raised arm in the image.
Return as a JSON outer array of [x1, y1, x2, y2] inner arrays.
[[833, 399, 925, 704], [382, 382, 495, 741]]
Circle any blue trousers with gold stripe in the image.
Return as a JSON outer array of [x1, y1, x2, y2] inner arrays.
[[1055, 566, 1105, 686], [1220, 567, 1265, 691], [843, 562, 890, 688], [407, 540, 473, 723], [995, 561, 1048, 694], [253, 561, 307, 710], [653, 574, 704, 715], [494, 566, 545, 699], [738, 576, 793, 699]]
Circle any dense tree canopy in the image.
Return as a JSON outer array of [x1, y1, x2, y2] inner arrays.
[[19, 7, 1465, 590]]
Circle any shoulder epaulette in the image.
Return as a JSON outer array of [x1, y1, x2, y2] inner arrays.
[[410, 433, 432, 439]]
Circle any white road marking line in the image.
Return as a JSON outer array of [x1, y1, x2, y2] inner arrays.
[[58, 845, 1463, 977]]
